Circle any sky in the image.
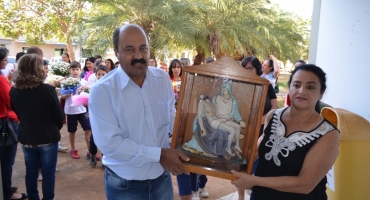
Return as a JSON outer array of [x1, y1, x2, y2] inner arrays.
[[269, 0, 314, 19]]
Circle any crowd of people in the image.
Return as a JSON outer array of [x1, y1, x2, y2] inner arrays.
[[0, 23, 339, 200]]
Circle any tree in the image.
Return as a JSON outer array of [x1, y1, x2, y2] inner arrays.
[[83, 0, 210, 60], [84, 0, 310, 63], [0, 0, 88, 61]]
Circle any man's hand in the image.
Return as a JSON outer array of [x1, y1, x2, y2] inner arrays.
[[160, 148, 190, 176]]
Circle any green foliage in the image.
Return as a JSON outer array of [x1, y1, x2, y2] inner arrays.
[[85, 0, 310, 62], [0, 0, 88, 60]]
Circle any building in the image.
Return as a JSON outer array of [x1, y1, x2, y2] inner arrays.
[[0, 36, 82, 60]]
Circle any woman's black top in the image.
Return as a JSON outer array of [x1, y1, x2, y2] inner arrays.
[[10, 83, 63, 145], [253, 107, 338, 200]]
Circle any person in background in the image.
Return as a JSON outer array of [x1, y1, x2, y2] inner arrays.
[[80, 57, 96, 80], [62, 53, 71, 63], [168, 59, 182, 94], [89, 24, 189, 200], [180, 58, 191, 67], [85, 65, 108, 167], [61, 61, 91, 159], [42, 60, 68, 152], [87, 60, 105, 86], [261, 55, 280, 88], [11, 53, 63, 200], [238, 56, 279, 200], [114, 61, 119, 68], [0, 47, 28, 200], [149, 58, 157, 67], [231, 65, 339, 200], [105, 59, 115, 72], [94, 55, 102, 61], [159, 61, 168, 72]]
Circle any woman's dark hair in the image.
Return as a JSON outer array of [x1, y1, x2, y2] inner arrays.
[[16, 52, 26, 62], [14, 54, 45, 90], [168, 59, 182, 79], [62, 53, 71, 63], [96, 65, 108, 74], [83, 57, 96, 71], [105, 59, 115, 71], [264, 59, 274, 72], [241, 56, 262, 76], [288, 64, 327, 93], [0, 47, 9, 75]]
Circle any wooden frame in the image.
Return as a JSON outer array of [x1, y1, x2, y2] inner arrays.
[[170, 56, 270, 180]]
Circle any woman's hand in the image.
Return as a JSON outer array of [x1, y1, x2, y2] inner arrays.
[[231, 170, 255, 189]]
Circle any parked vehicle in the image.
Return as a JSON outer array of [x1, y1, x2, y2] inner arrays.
[[8, 56, 16, 63], [50, 56, 63, 64]]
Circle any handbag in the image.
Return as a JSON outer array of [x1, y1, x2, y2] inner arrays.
[[0, 109, 18, 147]]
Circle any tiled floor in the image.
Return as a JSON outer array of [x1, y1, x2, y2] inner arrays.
[[10, 124, 251, 199]]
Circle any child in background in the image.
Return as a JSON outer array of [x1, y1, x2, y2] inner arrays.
[[87, 65, 108, 167], [61, 61, 91, 159]]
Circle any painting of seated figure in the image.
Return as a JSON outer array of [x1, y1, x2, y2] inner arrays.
[[182, 80, 246, 160], [170, 56, 269, 180]]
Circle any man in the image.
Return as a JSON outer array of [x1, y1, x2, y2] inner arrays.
[[94, 54, 102, 61], [149, 58, 157, 67], [89, 24, 189, 200]]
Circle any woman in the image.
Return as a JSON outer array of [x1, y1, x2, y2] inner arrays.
[[105, 59, 115, 72], [10, 54, 64, 200], [87, 60, 106, 86], [80, 57, 96, 81], [168, 59, 182, 94], [237, 56, 279, 200], [0, 47, 27, 200], [261, 55, 280, 88], [231, 65, 339, 200], [62, 53, 71, 63]]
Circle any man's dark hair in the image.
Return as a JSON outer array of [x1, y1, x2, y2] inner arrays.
[[70, 61, 81, 69], [94, 55, 102, 60], [113, 27, 120, 51], [16, 52, 26, 62], [27, 46, 43, 57]]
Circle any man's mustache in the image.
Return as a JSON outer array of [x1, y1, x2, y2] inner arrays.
[[131, 58, 146, 66]]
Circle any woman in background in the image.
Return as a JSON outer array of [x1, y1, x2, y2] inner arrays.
[[0, 47, 28, 200], [105, 59, 115, 72], [10, 54, 64, 200], [62, 53, 71, 63], [80, 57, 96, 81]]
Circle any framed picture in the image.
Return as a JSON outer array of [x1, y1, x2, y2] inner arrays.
[[170, 56, 270, 180]]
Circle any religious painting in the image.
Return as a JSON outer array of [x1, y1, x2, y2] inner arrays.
[[170, 56, 270, 180]]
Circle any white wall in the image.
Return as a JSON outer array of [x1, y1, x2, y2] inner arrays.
[[310, 0, 370, 121]]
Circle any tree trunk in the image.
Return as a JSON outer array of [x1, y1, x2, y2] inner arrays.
[[193, 49, 204, 65], [66, 38, 76, 62]]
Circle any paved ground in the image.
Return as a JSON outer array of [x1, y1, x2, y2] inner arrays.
[[11, 125, 238, 200]]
